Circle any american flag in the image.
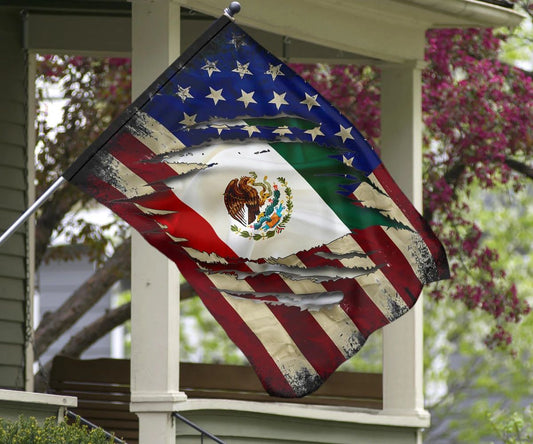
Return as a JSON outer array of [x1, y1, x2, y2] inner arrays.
[[64, 16, 449, 397]]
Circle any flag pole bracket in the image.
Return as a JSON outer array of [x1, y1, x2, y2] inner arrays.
[[223, 2, 241, 21]]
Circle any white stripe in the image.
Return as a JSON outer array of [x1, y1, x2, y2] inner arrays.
[[230, 261, 381, 282], [127, 112, 206, 177], [134, 203, 176, 215], [312, 306, 363, 357], [353, 173, 434, 283], [127, 112, 185, 155], [326, 234, 381, 269], [165, 232, 186, 243], [93, 151, 154, 198], [182, 247, 228, 264]]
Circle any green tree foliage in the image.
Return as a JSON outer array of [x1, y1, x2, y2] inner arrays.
[[489, 407, 533, 443], [33, 56, 132, 388], [423, 183, 533, 442]]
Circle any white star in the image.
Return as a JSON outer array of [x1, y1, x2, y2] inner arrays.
[[201, 59, 220, 77], [211, 123, 229, 135], [265, 63, 284, 80], [343, 155, 355, 167], [241, 125, 260, 137], [229, 33, 247, 49], [176, 85, 193, 102], [305, 125, 324, 141], [273, 126, 292, 136], [269, 91, 288, 110], [300, 93, 320, 111], [205, 87, 226, 105], [237, 89, 257, 108], [232, 61, 252, 79], [335, 124, 355, 143], [180, 112, 197, 127]]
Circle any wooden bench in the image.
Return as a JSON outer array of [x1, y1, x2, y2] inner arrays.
[[49, 356, 136, 443], [49, 356, 382, 443]]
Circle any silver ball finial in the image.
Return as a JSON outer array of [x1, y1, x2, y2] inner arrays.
[[224, 1, 241, 19]]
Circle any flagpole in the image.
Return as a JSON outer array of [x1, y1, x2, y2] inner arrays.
[[0, 176, 66, 246]]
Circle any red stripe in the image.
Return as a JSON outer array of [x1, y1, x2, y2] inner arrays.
[[109, 132, 177, 186], [132, 189, 241, 261], [76, 172, 298, 397], [372, 164, 449, 279], [296, 247, 389, 337]]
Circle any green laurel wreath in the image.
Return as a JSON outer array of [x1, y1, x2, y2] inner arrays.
[[230, 176, 293, 241]]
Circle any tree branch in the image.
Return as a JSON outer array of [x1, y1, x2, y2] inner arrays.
[[59, 302, 131, 358], [34, 237, 131, 359], [424, 162, 466, 221], [34, 186, 86, 269], [34, 280, 196, 391], [423, 156, 533, 221], [505, 157, 533, 180], [56, 282, 196, 359]]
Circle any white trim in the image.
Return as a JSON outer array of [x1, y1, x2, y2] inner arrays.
[[401, 0, 526, 27], [176, 398, 430, 429], [0, 389, 77, 408], [25, 51, 36, 392]]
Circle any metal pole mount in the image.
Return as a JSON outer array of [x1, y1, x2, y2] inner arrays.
[[223, 1, 241, 20]]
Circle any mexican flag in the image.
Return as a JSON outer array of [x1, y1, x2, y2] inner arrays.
[[64, 16, 449, 398]]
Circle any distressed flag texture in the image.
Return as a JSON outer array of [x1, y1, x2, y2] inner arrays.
[[64, 17, 449, 398]]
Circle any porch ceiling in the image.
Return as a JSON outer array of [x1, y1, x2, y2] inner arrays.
[[176, 0, 525, 62], [6, 0, 526, 63]]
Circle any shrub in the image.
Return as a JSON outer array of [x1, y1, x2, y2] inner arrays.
[[0, 415, 115, 443]]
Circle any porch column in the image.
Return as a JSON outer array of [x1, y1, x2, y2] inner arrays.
[[129, 1, 186, 443], [380, 62, 429, 429]]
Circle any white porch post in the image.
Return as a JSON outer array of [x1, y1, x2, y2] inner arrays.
[[129, 1, 186, 443], [380, 62, 429, 430]]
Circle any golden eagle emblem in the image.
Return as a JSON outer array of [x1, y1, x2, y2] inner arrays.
[[225, 172, 293, 241], [223, 175, 267, 225]]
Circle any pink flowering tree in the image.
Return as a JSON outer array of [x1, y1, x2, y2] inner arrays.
[[293, 26, 533, 349]]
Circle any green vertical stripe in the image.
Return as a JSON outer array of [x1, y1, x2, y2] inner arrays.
[[245, 117, 410, 231], [271, 141, 409, 231]]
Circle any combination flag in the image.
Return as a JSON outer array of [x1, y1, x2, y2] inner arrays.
[[64, 16, 449, 398]]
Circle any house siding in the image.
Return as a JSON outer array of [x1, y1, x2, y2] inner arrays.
[[0, 10, 30, 390], [37, 256, 116, 364]]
